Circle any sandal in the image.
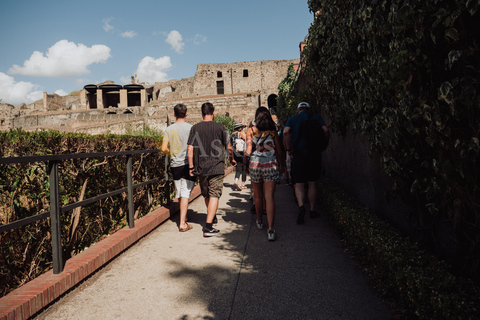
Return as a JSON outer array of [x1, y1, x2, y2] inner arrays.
[[241, 185, 247, 189], [179, 223, 193, 232], [234, 184, 242, 191]]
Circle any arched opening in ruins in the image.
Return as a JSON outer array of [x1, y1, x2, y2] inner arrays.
[[99, 84, 122, 108], [84, 84, 98, 109], [267, 94, 278, 115], [124, 84, 143, 107]]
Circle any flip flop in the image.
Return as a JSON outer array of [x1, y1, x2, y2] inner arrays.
[[179, 223, 193, 232]]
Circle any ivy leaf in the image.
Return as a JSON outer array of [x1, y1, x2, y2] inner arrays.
[[470, 137, 480, 153], [447, 50, 463, 69], [466, 0, 479, 16], [445, 28, 460, 42], [439, 82, 453, 99]]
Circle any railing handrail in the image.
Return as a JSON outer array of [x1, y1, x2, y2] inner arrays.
[[0, 148, 166, 274], [0, 149, 159, 164]]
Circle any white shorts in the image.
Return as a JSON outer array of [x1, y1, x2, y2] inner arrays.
[[173, 178, 195, 199]]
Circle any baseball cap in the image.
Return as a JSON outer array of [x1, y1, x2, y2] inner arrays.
[[234, 122, 245, 129], [298, 102, 310, 109]]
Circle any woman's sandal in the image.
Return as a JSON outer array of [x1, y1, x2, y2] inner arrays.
[[179, 223, 193, 232]]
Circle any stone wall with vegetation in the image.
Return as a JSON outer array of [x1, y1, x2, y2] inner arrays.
[[299, 0, 479, 284]]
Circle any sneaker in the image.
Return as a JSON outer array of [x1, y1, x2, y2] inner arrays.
[[213, 216, 218, 225], [256, 220, 263, 230], [267, 229, 276, 241], [310, 210, 320, 219], [296, 206, 306, 224], [203, 227, 220, 237]]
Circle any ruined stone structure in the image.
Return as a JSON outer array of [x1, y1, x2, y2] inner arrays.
[[0, 59, 299, 134]]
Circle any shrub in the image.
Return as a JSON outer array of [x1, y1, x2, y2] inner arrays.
[[318, 177, 480, 319], [0, 129, 169, 296]]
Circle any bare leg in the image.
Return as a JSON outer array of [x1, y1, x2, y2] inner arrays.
[[307, 181, 317, 211], [294, 182, 306, 208], [205, 197, 219, 223], [263, 181, 276, 230], [179, 197, 189, 229], [252, 182, 264, 223]]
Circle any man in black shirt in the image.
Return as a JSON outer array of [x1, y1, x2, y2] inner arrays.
[[187, 102, 236, 237]]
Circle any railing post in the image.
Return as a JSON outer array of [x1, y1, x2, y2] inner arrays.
[[126, 155, 135, 228], [48, 160, 64, 274], [145, 166, 152, 206]]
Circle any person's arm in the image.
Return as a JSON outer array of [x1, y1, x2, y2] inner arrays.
[[283, 126, 293, 155], [243, 127, 253, 173], [160, 139, 169, 155], [274, 131, 285, 173], [187, 145, 194, 176], [323, 126, 330, 142], [245, 127, 253, 156]]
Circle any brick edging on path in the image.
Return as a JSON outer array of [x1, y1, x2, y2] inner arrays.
[[0, 167, 233, 320]]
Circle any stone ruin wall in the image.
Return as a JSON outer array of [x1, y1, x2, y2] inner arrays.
[[0, 59, 299, 134]]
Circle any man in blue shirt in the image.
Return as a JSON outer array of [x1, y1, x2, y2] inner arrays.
[[283, 102, 330, 224]]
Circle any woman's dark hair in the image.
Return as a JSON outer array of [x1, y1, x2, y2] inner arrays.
[[255, 106, 276, 131]]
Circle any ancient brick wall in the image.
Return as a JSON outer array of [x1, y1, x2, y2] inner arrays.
[[1, 59, 298, 134], [192, 59, 298, 97]]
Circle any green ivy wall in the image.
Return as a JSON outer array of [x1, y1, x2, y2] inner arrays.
[[303, 0, 480, 283]]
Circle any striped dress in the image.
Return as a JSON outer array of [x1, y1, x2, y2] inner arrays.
[[249, 130, 279, 183]]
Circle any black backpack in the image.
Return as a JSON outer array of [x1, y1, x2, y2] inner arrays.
[[294, 113, 328, 155]]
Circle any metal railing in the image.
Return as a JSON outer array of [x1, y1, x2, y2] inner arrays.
[[0, 149, 166, 274]]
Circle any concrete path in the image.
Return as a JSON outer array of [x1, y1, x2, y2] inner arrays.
[[34, 172, 392, 320]]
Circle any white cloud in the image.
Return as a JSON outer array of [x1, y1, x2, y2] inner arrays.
[[55, 89, 68, 96], [74, 78, 88, 86], [103, 17, 113, 32], [120, 76, 132, 84], [121, 31, 137, 38], [8, 40, 111, 78], [0, 72, 43, 106], [194, 34, 207, 45], [135, 56, 172, 84], [166, 30, 184, 54]]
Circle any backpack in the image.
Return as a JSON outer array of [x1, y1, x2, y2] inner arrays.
[[232, 132, 245, 153], [294, 113, 328, 155]]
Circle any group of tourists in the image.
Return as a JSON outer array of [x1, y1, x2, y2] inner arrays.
[[161, 101, 329, 241]]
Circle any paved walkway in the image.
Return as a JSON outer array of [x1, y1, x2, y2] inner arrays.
[[34, 172, 392, 320]]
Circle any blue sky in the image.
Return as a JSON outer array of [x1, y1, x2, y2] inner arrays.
[[0, 0, 313, 106]]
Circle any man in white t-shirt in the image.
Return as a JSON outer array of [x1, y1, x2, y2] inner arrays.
[[161, 104, 195, 232]]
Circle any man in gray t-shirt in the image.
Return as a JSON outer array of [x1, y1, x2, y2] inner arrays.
[[161, 104, 195, 232]]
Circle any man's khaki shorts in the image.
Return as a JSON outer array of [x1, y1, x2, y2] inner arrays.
[[199, 174, 224, 198]]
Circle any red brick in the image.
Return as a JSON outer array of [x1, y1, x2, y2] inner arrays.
[[3, 293, 39, 316], [0, 311, 9, 320]]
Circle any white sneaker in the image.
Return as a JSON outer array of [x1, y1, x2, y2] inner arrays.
[[256, 220, 263, 230], [267, 229, 276, 241]]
